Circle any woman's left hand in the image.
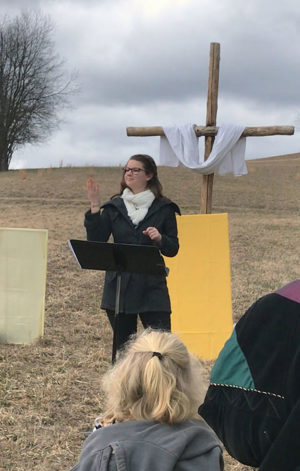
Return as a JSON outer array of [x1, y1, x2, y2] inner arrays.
[[143, 227, 162, 244]]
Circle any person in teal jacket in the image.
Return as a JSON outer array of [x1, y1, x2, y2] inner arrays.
[[69, 329, 223, 471], [199, 280, 300, 471]]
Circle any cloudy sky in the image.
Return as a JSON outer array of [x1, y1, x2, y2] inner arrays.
[[1, 0, 300, 169]]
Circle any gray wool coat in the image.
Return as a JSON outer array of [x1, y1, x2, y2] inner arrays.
[[84, 197, 180, 314], [69, 419, 224, 471]]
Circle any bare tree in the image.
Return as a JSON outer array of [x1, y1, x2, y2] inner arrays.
[[0, 12, 75, 171]]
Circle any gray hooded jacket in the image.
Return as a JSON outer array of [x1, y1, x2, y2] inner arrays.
[[70, 419, 223, 471]]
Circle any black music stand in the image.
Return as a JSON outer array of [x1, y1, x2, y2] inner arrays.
[[68, 239, 168, 363]]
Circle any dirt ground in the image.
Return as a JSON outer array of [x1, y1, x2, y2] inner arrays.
[[0, 154, 299, 470]]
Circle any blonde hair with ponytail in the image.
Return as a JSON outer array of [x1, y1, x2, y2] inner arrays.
[[101, 329, 205, 425]]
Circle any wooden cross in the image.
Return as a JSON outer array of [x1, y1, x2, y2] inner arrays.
[[126, 42, 294, 213]]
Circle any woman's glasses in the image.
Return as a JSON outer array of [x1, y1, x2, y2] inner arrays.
[[123, 167, 146, 174]]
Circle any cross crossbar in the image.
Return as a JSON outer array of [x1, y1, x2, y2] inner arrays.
[[126, 125, 294, 137]]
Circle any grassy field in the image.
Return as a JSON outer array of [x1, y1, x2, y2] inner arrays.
[[0, 154, 299, 470]]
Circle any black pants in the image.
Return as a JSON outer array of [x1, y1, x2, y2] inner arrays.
[[106, 310, 171, 352]]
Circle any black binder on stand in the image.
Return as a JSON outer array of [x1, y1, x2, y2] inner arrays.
[[68, 239, 168, 363]]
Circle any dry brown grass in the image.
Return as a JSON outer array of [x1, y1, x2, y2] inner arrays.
[[0, 155, 299, 470]]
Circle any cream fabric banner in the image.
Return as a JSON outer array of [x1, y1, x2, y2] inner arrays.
[[0, 228, 48, 344], [165, 214, 233, 360]]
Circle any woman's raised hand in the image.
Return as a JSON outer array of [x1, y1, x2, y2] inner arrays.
[[86, 177, 100, 212]]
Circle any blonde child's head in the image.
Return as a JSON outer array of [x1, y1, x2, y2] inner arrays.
[[101, 329, 205, 425]]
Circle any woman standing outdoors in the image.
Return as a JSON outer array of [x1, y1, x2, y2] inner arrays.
[[85, 154, 180, 351]]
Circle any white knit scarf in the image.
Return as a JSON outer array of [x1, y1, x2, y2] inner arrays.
[[121, 188, 155, 225]]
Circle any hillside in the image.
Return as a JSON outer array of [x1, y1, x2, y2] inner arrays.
[[0, 155, 299, 470]]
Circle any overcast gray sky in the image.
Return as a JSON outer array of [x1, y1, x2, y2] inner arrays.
[[1, 0, 300, 169]]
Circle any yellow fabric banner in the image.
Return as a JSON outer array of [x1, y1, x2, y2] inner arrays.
[[0, 228, 48, 344], [166, 213, 233, 360]]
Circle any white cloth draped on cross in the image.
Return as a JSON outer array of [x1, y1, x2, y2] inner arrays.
[[159, 123, 247, 176]]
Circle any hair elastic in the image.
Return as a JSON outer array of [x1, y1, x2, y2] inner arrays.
[[152, 351, 163, 360]]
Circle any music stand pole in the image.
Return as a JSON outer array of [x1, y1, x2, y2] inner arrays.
[[112, 273, 121, 363]]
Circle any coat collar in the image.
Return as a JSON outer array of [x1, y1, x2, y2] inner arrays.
[[101, 197, 180, 226]]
